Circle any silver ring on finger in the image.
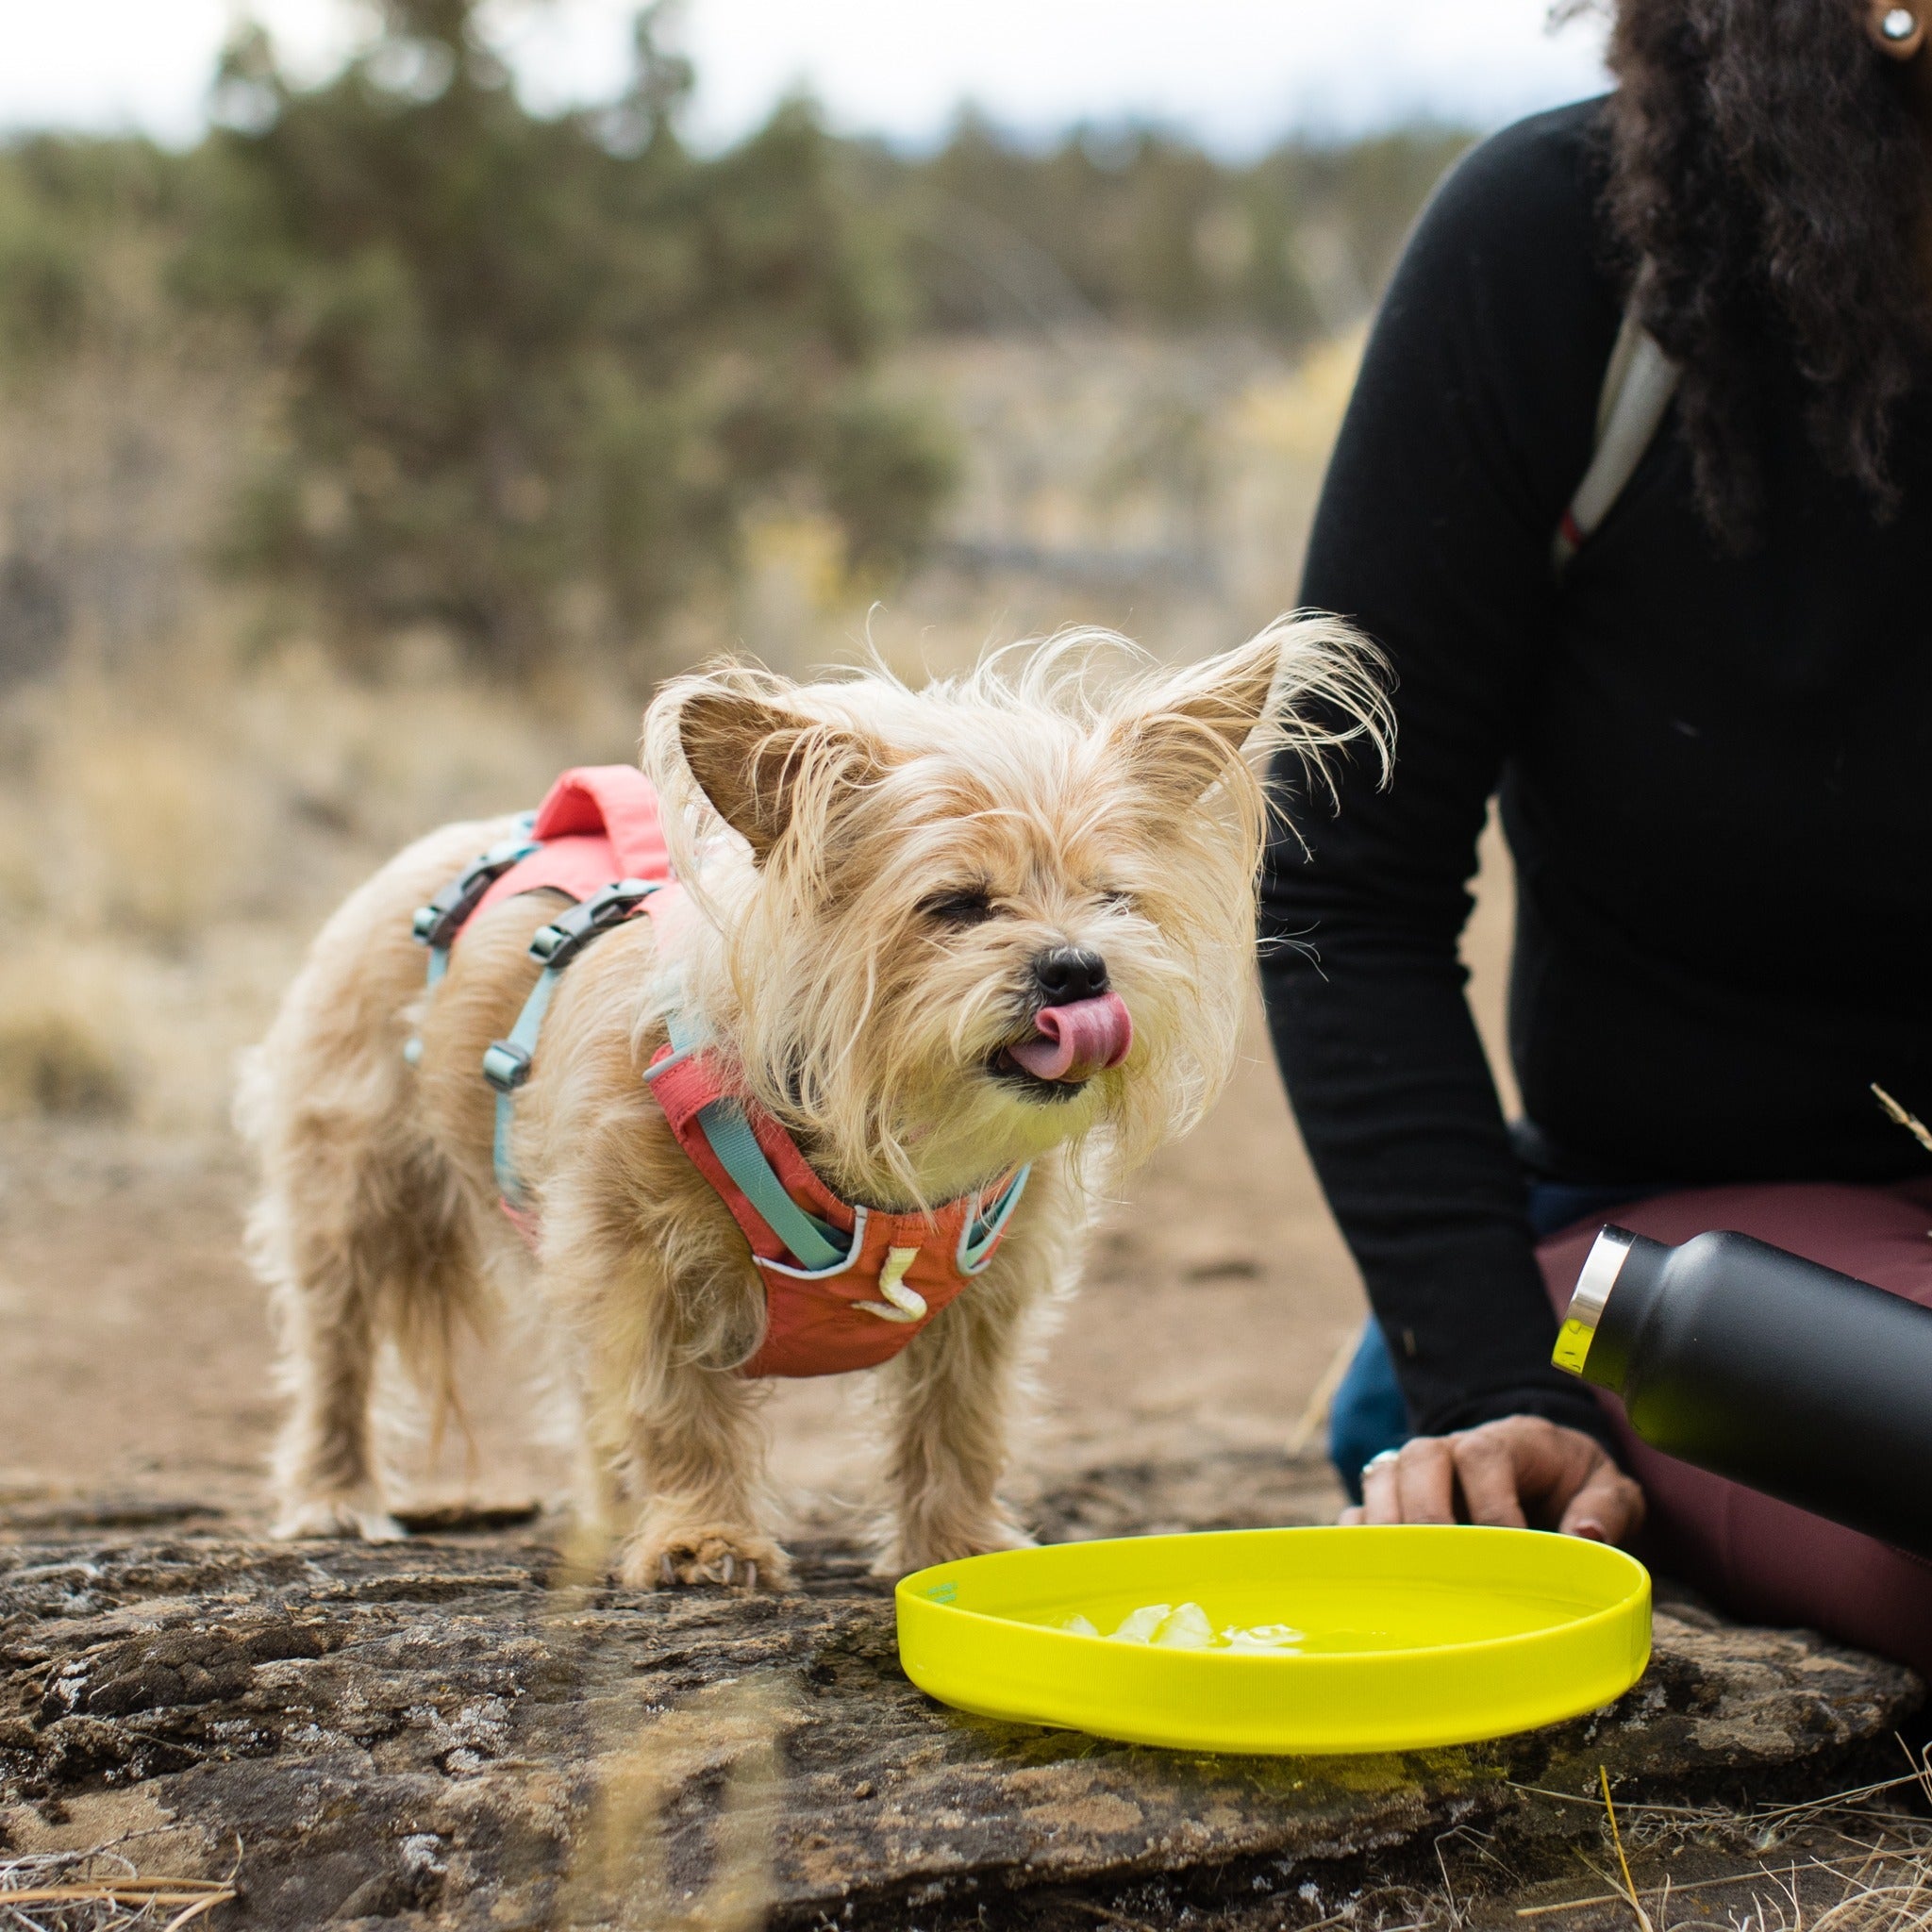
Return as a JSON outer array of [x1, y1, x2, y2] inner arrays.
[[1360, 1447, 1402, 1480]]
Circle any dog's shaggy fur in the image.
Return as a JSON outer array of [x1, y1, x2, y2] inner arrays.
[[238, 620, 1385, 1589]]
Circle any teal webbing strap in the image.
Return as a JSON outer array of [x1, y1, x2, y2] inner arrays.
[[490, 965, 563, 1208], [960, 1164, 1030, 1270], [656, 1001, 847, 1270], [645, 1002, 701, 1078], [693, 1097, 847, 1271]]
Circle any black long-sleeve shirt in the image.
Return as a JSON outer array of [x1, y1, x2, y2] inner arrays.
[[1261, 97, 1932, 1445]]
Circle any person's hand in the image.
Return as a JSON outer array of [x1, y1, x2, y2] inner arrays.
[[1341, 1415, 1644, 1544]]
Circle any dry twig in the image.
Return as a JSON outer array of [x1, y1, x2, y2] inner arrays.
[[0, 1840, 239, 1932], [1873, 1084, 1932, 1158], [1600, 1766, 1658, 1932]]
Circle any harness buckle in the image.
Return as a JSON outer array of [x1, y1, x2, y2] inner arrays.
[[481, 1040, 533, 1092], [411, 820, 540, 950], [526, 878, 657, 971]]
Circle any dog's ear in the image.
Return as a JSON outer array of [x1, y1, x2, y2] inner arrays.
[[678, 689, 884, 861], [1106, 632, 1282, 803]]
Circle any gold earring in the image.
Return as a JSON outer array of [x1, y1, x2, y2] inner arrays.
[[1882, 7, 1917, 41]]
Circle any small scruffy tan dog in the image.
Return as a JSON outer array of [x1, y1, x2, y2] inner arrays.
[[239, 621, 1381, 1589]]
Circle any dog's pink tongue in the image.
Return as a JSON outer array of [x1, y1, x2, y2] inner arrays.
[[1009, 992, 1134, 1082]]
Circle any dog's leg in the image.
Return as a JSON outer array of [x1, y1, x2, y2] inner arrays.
[[540, 1217, 791, 1591], [255, 1132, 477, 1543], [262, 1208, 408, 1544], [571, 1407, 630, 1543], [873, 1267, 1045, 1575], [540, 1331, 631, 1552], [611, 1362, 793, 1591]]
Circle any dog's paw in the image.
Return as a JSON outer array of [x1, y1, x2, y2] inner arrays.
[[270, 1492, 408, 1544], [877, 1515, 1036, 1577], [619, 1523, 792, 1592]]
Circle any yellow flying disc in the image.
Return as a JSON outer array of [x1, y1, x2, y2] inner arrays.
[[895, 1525, 1651, 1756]]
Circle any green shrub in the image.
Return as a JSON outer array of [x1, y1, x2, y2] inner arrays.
[[0, 994, 130, 1120], [176, 1, 954, 673], [873, 116, 1474, 342], [0, 135, 187, 371]]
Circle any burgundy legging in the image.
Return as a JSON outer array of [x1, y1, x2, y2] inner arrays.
[[1538, 1179, 1932, 1675]]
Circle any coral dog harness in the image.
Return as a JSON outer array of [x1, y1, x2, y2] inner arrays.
[[407, 765, 1029, 1379]]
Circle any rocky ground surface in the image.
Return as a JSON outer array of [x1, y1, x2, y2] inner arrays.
[[8, 981, 1932, 1930], [0, 1458, 1924, 1932]]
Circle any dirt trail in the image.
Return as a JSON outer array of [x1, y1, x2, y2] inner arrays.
[[0, 1020, 1359, 1537], [0, 828, 1515, 1538]]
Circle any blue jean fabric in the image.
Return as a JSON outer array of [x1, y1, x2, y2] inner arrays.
[[1329, 1178, 1660, 1503]]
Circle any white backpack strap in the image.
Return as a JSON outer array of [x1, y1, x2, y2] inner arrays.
[[1551, 309, 1680, 573]]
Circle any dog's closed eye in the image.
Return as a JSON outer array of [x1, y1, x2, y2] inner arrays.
[[920, 886, 996, 925]]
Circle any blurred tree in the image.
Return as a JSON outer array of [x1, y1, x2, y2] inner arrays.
[[0, 27, 1475, 679], [0, 137, 184, 369], [879, 115, 1472, 342], [176, 0, 955, 673]]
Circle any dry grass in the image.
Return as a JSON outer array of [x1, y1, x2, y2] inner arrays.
[[518, 1522, 789, 1932], [551, 1675, 786, 1932], [0, 958, 129, 1121], [0, 644, 633, 1130], [1442, 1761, 1932, 1932], [1239, 1759, 1932, 1932], [0, 1846, 235, 1932], [0, 330, 1354, 1138]]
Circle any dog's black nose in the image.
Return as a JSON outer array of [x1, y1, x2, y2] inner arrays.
[[1034, 945, 1109, 1004]]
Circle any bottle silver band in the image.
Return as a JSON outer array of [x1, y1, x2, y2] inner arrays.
[[1566, 1225, 1638, 1341]]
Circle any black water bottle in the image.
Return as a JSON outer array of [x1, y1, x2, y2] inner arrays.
[[1555, 1225, 1932, 1557]]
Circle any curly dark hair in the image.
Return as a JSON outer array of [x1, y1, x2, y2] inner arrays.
[[1601, 0, 1932, 546]]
